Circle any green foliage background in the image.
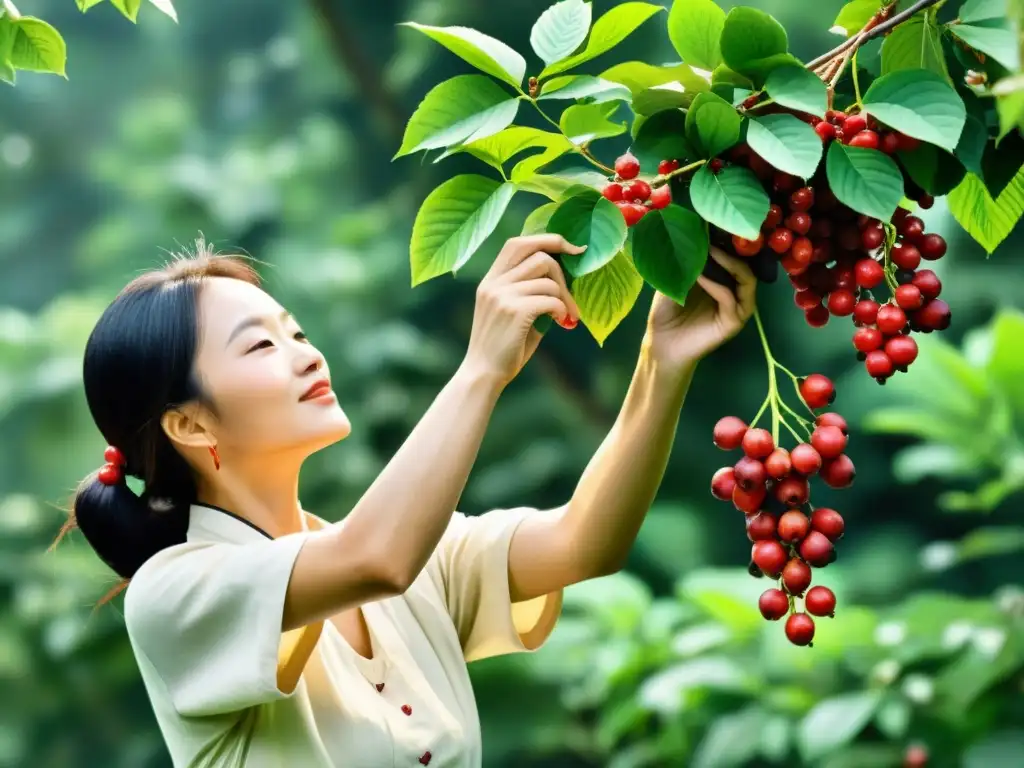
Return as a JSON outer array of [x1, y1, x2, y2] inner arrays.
[[1, 1, 1023, 766]]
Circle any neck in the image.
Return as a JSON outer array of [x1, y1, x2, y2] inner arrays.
[[195, 452, 306, 538]]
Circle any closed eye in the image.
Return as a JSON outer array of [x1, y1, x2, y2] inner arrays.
[[246, 332, 307, 354]]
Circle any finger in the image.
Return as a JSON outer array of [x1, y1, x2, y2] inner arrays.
[[501, 251, 580, 319], [494, 234, 587, 272], [696, 275, 738, 314], [709, 246, 757, 312], [519, 295, 569, 325], [507, 277, 563, 299]]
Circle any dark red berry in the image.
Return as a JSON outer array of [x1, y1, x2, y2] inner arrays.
[[732, 233, 764, 257], [790, 237, 814, 265], [898, 216, 925, 242], [713, 416, 748, 449], [768, 227, 794, 254], [752, 539, 788, 577], [918, 233, 947, 260], [733, 484, 766, 513], [734, 455, 768, 491], [759, 588, 789, 620], [649, 185, 672, 209], [880, 132, 900, 154], [895, 284, 923, 310], [917, 298, 951, 330], [775, 475, 810, 507], [746, 511, 778, 541], [763, 204, 784, 230], [891, 242, 922, 270], [861, 225, 884, 250], [777, 510, 810, 543], [843, 114, 867, 135], [912, 269, 941, 300], [785, 612, 815, 645], [785, 212, 812, 236], [811, 425, 847, 459], [810, 508, 845, 541], [865, 349, 894, 378], [799, 530, 834, 566], [764, 448, 792, 479], [918, 194, 934, 209], [602, 183, 624, 202], [782, 558, 812, 596], [742, 428, 775, 459], [805, 304, 830, 327], [711, 467, 736, 500], [895, 133, 920, 152], [828, 289, 856, 316], [805, 585, 836, 617], [790, 443, 822, 475], [855, 258, 885, 289], [709, 158, 725, 173], [848, 130, 880, 149], [815, 413, 849, 434], [853, 299, 880, 326], [615, 152, 640, 180], [820, 454, 856, 488], [773, 171, 799, 193], [876, 304, 908, 335], [885, 335, 919, 366], [795, 289, 823, 311], [854, 327, 884, 353], [789, 187, 814, 212]]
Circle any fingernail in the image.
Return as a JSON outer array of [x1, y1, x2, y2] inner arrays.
[[574, 243, 588, 252], [562, 316, 578, 329]]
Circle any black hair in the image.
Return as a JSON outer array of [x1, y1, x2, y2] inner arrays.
[[52, 240, 260, 594]]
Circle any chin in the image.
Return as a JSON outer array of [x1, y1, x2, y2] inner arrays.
[[307, 408, 352, 449]]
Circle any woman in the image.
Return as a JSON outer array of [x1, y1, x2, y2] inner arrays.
[[60, 234, 755, 767]]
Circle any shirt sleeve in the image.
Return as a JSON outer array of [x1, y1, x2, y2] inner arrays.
[[124, 533, 321, 718], [434, 508, 563, 663]]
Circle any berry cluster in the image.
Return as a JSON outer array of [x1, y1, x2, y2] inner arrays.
[[600, 152, 674, 226], [710, 374, 851, 647], [715, 107, 952, 384]]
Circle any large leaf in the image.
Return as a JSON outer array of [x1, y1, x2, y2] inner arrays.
[[509, 146, 574, 182], [685, 92, 742, 159], [600, 61, 711, 97], [692, 706, 767, 768], [539, 3, 665, 79], [981, 131, 1024, 198], [862, 70, 967, 152], [631, 109, 695, 170], [538, 75, 632, 103], [513, 169, 609, 199], [667, 0, 725, 71], [530, 0, 592, 67], [956, 114, 989, 177], [631, 205, 709, 304], [880, 16, 950, 82], [825, 143, 904, 221], [399, 23, 527, 87], [409, 175, 517, 285], [690, 164, 770, 240], [746, 114, 823, 179], [950, 23, 1020, 72], [898, 144, 967, 196], [632, 82, 697, 115], [764, 65, 827, 118], [719, 7, 791, 85], [76, 0, 107, 9], [546, 190, 628, 277], [959, 0, 1008, 23], [5, 17, 66, 76], [442, 127, 571, 171], [571, 247, 644, 345], [559, 103, 627, 145], [947, 168, 1024, 254], [395, 75, 519, 157], [148, 0, 178, 22], [110, 0, 142, 21], [993, 76, 1024, 141], [521, 202, 558, 236], [797, 691, 883, 762], [832, 0, 885, 36]]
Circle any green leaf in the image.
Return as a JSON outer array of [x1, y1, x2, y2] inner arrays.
[[399, 23, 526, 88], [957, 526, 1024, 563], [5, 17, 67, 76], [719, 7, 790, 85], [571, 247, 643, 345], [509, 146, 573, 182], [960, 0, 1008, 23], [631, 205, 709, 305], [993, 76, 1024, 141], [409, 175, 517, 285], [148, 0, 178, 22], [546, 190, 628, 277], [826, 142, 904, 221], [832, 0, 884, 36], [395, 75, 518, 157], [444, 127, 571, 171], [685, 92, 741, 159], [711, 65, 754, 90], [797, 691, 883, 762], [631, 110, 695, 171], [667, 0, 725, 71], [521, 202, 558, 236], [988, 308, 1024, 414], [746, 114, 823, 179], [898, 144, 967, 196], [538, 75, 632, 103], [880, 16, 950, 82], [600, 61, 711, 97], [530, 0, 591, 67], [539, 3, 665, 79], [559, 103, 627, 145], [862, 69, 966, 152], [764, 65, 827, 117], [513, 169, 608, 199], [874, 697, 911, 740], [690, 164, 770, 240], [632, 82, 696, 115], [963, 731, 1024, 768], [950, 23, 1020, 72], [956, 115, 989, 176], [111, 0, 142, 21], [76, 0, 107, 10], [947, 168, 1024, 254], [691, 706, 767, 768]]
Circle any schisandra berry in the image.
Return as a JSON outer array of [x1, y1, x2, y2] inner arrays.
[[828, 289, 856, 316], [843, 114, 867, 134], [711, 467, 736, 500], [810, 425, 847, 459], [785, 212, 812, 235], [732, 233, 764, 257], [764, 447, 792, 479], [853, 299, 880, 326], [746, 511, 778, 541], [912, 269, 941, 299], [799, 530, 834, 566], [759, 588, 789, 620], [602, 183, 624, 202], [885, 335, 919, 367], [614, 152, 640, 180], [649, 185, 672, 209], [791, 237, 814, 264], [854, 327, 884, 353], [773, 171, 799, 193], [795, 289, 822, 310], [903, 744, 929, 768], [815, 121, 835, 141], [891, 242, 921, 269], [861, 225, 884, 250], [777, 510, 810, 543], [785, 612, 815, 645], [849, 130, 880, 149], [820, 454, 856, 488], [810, 508, 845, 541], [733, 484, 766, 513], [918, 233, 947, 260], [898, 215, 925, 242], [708, 158, 725, 173], [895, 284, 924, 310], [805, 585, 837, 617], [768, 228, 794, 254], [876, 304, 908, 335], [799, 374, 835, 409], [752, 540, 788, 577], [713, 416, 748, 449], [790, 443, 822, 475], [782, 558, 812, 596], [657, 158, 679, 175], [775, 475, 810, 507], [742, 428, 775, 459], [916, 298, 951, 330], [789, 187, 814, 212], [805, 305, 830, 327], [816, 412, 849, 434], [734, 455, 768, 490], [855, 259, 885, 288], [763, 204, 784, 230], [865, 349, 895, 378], [880, 132, 900, 154], [616, 201, 647, 226], [625, 180, 652, 201]]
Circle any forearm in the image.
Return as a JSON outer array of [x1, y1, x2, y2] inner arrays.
[[562, 340, 696, 575]]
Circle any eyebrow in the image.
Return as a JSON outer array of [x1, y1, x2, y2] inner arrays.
[[226, 310, 293, 347]]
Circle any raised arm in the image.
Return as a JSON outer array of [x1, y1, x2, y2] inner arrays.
[[281, 235, 583, 632]]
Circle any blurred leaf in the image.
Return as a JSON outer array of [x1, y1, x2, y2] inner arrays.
[[596, 696, 651, 752], [863, 408, 978, 444], [638, 656, 752, 715], [678, 569, 765, 637], [934, 630, 1023, 717], [530, 0, 591, 67], [797, 690, 883, 761], [819, 745, 905, 768], [571, 247, 643, 346], [874, 695, 910, 739], [148, 0, 178, 22], [691, 705, 766, 768], [671, 622, 731, 657], [956, 526, 1024, 562], [562, 572, 652, 634], [987, 308, 1024, 415], [758, 714, 792, 761], [963, 730, 1024, 768], [539, 3, 665, 79], [891, 443, 983, 483], [399, 23, 527, 87]]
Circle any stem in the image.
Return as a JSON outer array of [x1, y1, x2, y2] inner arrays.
[[754, 308, 781, 445], [529, 100, 615, 175], [851, 49, 863, 106], [654, 158, 706, 187], [1, 1, 20, 19], [751, 392, 772, 428]]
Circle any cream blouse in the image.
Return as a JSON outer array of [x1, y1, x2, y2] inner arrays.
[[123, 503, 563, 767]]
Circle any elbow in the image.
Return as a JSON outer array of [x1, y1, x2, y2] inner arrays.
[[359, 549, 419, 596], [593, 555, 627, 579]]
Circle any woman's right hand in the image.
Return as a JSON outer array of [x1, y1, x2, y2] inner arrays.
[[463, 234, 584, 387]]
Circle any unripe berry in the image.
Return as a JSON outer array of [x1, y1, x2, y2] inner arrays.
[[733, 484, 766, 513], [800, 374, 835, 409], [811, 425, 847, 459], [746, 511, 778, 541], [805, 585, 837, 617], [649, 185, 672, 209], [752, 539, 788, 577], [614, 152, 640, 180], [713, 416, 748, 449], [785, 612, 815, 645], [742, 428, 775, 459], [602, 183, 624, 202], [820, 454, 856, 488], [734, 455, 768, 491], [711, 467, 736, 500], [764, 447, 792, 479], [775, 475, 810, 507], [732, 233, 764, 257], [777, 510, 810, 543], [885, 335, 919, 367], [790, 443, 823, 475], [810, 508, 845, 541], [854, 327, 884, 353], [799, 530, 834, 566], [876, 304, 908, 335], [759, 588, 789, 620], [782, 558, 812, 596]]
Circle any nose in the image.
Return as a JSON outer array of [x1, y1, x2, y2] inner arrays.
[[294, 346, 325, 377]]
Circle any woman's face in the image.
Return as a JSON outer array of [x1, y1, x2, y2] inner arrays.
[[191, 277, 351, 457]]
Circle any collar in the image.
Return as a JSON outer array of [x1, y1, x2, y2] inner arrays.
[[187, 503, 324, 544]]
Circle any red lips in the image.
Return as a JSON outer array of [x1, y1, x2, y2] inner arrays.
[[299, 378, 332, 401]]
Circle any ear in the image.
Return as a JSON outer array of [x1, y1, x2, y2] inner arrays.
[[161, 404, 217, 451]]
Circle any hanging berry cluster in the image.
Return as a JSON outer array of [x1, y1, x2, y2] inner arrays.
[[600, 153, 674, 226]]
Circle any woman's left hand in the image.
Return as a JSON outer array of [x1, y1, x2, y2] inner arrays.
[[643, 246, 757, 374]]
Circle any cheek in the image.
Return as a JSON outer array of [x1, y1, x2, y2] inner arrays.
[[213, 361, 293, 430]]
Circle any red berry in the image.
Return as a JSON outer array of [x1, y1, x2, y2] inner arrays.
[[812, 240, 833, 264], [752, 540, 788, 577], [885, 335, 919, 367], [903, 744, 929, 768], [799, 530, 834, 566], [657, 159, 679, 175], [826, 109, 846, 124], [820, 454, 856, 488], [832, 264, 856, 292], [732, 233, 764, 257], [815, 413, 849, 434], [805, 304, 830, 327], [649, 185, 672, 209], [876, 304, 908, 335], [795, 289, 823, 311], [805, 585, 837, 617], [782, 252, 810, 275], [855, 258, 885, 289], [918, 233, 947, 260], [918, 194, 934, 209], [734, 455, 768, 491], [800, 374, 835, 409], [777, 510, 810, 543], [616, 201, 647, 226], [898, 216, 925, 242], [848, 130, 880, 149], [602, 183, 624, 202], [709, 158, 725, 173], [843, 114, 867, 135], [853, 299, 880, 326], [790, 443, 822, 475], [615, 152, 640, 180], [895, 284, 924, 310], [764, 447, 792, 479], [773, 171, 799, 193], [97, 463, 122, 485], [742, 428, 775, 459], [785, 212, 812, 236], [713, 416, 748, 449], [895, 133, 920, 152], [763, 204, 784, 230], [861, 225, 884, 250], [791, 236, 813, 264], [815, 121, 835, 141], [880, 132, 900, 154], [782, 558, 812, 596], [891, 242, 922, 270], [811, 425, 847, 459], [785, 612, 815, 645], [733, 484, 767, 514], [104, 445, 126, 466], [866, 349, 894, 377], [758, 588, 789, 620], [775, 475, 810, 507], [746, 511, 778, 541], [789, 187, 815, 212], [768, 227, 794, 254], [912, 269, 941, 300], [837, 224, 861, 251], [810, 508, 845, 541], [828, 289, 856, 316], [853, 327, 884, 353], [711, 467, 736, 500], [917, 298, 952, 331], [626, 180, 652, 201]]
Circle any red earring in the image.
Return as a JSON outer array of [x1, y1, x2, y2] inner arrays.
[[209, 446, 221, 471]]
